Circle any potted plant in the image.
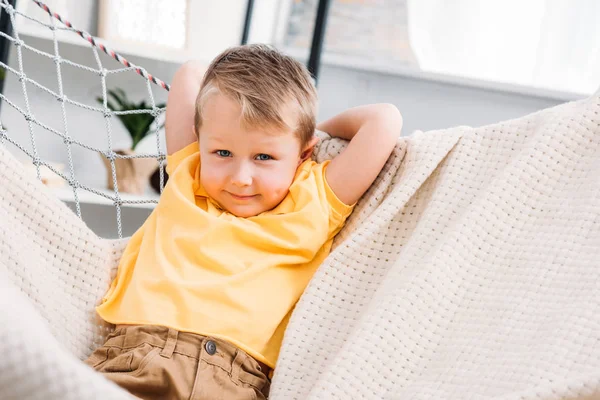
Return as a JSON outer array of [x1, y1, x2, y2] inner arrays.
[[97, 88, 165, 195]]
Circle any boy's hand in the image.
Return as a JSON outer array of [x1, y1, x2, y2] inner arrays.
[[165, 61, 206, 155], [318, 104, 402, 205]]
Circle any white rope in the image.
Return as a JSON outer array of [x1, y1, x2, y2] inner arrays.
[[0, 0, 168, 237]]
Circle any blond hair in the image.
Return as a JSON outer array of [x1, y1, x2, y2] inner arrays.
[[194, 44, 318, 148]]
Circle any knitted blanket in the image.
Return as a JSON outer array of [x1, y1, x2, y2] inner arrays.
[[1, 95, 599, 399]]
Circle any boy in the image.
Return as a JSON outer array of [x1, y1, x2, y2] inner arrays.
[[86, 44, 402, 399]]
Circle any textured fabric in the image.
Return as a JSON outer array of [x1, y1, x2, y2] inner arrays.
[[85, 325, 270, 400], [1, 96, 600, 399], [0, 143, 131, 399], [98, 141, 353, 368]]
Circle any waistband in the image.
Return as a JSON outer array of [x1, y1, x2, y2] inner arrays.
[[111, 324, 270, 387]]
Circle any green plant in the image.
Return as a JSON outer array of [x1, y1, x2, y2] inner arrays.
[[97, 88, 165, 151]]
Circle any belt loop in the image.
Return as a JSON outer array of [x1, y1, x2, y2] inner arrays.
[[230, 349, 244, 382], [160, 328, 178, 359]]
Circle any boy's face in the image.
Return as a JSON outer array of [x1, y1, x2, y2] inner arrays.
[[198, 93, 309, 217]]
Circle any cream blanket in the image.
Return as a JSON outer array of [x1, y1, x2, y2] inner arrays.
[[1, 96, 599, 399]]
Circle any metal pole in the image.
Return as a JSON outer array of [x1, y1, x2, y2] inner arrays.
[[307, 0, 331, 85], [240, 0, 254, 45], [0, 0, 16, 107]]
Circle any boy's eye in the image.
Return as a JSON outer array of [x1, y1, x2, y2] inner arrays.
[[216, 150, 231, 157], [255, 154, 273, 161]]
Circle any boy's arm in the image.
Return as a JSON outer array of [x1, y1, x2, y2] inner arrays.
[[317, 104, 402, 205], [165, 61, 206, 155]]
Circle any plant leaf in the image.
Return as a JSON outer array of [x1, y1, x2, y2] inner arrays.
[[108, 89, 130, 110], [99, 88, 166, 150], [105, 100, 119, 112]]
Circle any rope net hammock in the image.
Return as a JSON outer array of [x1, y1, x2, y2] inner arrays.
[[2, 2, 600, 400], [0, 0, 169, 238]]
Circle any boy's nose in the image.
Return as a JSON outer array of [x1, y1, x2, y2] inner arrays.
[[231, 166, 253, 187]]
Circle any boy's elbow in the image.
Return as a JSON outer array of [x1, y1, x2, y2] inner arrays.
[[379, 103, 402, 122], [177, 60, 206, 83], [374, 103, 403, 138]]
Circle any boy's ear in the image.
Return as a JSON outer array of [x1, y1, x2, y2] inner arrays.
[[299, 136, 320, 164]]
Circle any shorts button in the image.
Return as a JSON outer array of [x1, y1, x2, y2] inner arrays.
[[205, 340, 216, 355]]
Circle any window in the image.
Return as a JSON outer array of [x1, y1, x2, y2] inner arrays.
[[264, 0, 600, 96], [284, 0, 416, 65], [99, 0, 188, 50]]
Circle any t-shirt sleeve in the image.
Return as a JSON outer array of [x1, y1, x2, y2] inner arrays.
[[316, 160, 355, 238], [166, 141, 199, 176]]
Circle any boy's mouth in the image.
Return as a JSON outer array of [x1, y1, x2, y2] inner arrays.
[[228, 192, 257, 201]]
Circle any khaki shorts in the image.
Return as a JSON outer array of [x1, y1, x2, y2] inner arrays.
[[85, 325, 270, 400]]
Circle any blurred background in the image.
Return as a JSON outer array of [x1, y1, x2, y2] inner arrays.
[[1, 0, 599, 237]]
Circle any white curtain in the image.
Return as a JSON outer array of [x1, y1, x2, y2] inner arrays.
[[407, 0, 600, 95]]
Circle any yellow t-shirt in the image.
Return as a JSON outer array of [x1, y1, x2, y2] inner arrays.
[[96, 141, 353, 367]]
